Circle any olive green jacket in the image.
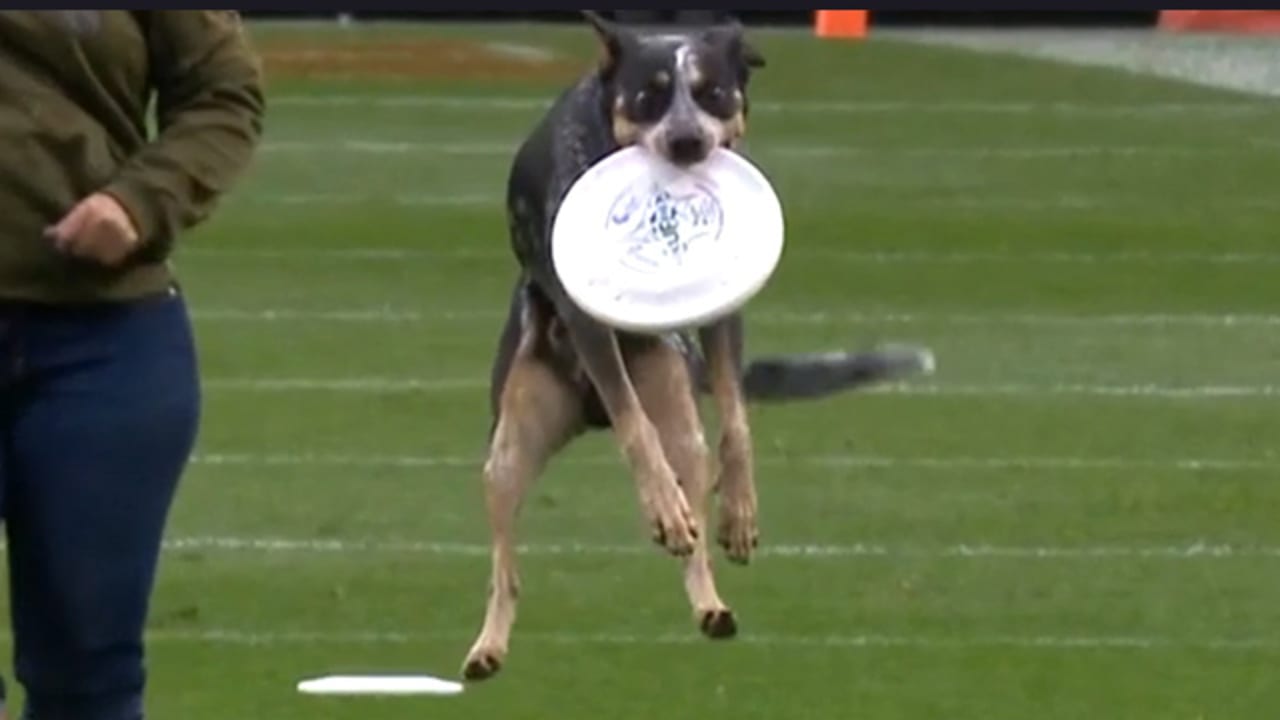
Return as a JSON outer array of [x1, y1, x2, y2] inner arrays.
[[0, 10, 264, 303]]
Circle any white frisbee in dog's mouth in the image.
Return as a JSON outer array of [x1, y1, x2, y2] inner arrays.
[[297, 674, 465, 696], [551, 145, 785, 334]]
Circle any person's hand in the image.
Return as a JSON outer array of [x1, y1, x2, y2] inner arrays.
[[44, 193, 141, 267]]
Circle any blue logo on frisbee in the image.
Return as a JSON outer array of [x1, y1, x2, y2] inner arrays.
[[606, 181, 725, 274]]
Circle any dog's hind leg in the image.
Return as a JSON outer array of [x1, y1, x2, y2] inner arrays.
[[699, 314, 759, 565], [626, 337, 737, 639], [463, 299, 583, 682]]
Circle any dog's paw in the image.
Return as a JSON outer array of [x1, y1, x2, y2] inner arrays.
[[698, 607, 739, 639], [714, 431, 757, 564], [641, 466, 699, 556], [649, 498, 699, 557], [461, 646, 506, 682], [717, 493, 758, 565]]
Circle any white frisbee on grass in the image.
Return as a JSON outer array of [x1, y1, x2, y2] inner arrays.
[[297, 673, 465, 697], [551, 145, 785, 334]]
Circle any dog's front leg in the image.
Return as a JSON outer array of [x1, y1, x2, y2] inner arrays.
[[559, 304, 698, 556], [699, 313, 758, 564]]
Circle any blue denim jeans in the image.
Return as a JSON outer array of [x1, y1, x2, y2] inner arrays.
[[0, 287, 200, 720]]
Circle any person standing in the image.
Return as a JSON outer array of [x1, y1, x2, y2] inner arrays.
[[0, 10, 264, 719]]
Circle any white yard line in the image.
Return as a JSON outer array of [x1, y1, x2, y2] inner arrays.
[[263, 139, 512, 155], [189, 307, 1280, 328], [268, 93, 1280, 116], [887, 28, 1280, 99], [205, 377, 484, 392], [201, 378, 1280, 400], [181, 247, 1280, 265], [925, 195, 1279, 212], [231, 193, 1280, 211], [481, 40, 558, 63], [260, 139, 1258, 159], [162, 536, 1280, 560], [243, 192, 500, 207], [876, 382, 1280, 399], [188, 451, 1280, 474], [139, 627, 1274, 651]]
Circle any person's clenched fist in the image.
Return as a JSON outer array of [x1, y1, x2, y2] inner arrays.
[[45, 193, 141, 267]]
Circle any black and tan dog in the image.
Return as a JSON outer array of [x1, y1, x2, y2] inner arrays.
[[462, 11, 933, 681]]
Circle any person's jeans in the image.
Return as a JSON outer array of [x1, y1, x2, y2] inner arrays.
[[0, 287, 201, 720]]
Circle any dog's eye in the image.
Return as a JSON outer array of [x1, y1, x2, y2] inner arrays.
[[693, 84, 734, 117], [631, 87, 670, 123]]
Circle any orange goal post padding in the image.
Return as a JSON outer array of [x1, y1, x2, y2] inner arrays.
[[815, 10, 868, 39], [1158, 10, 1280, 33]]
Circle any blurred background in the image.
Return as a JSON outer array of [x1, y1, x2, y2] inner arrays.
[[238, 10, 1159, 26]]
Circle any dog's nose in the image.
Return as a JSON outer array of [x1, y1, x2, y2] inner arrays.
[[668, 135, 708, 165]]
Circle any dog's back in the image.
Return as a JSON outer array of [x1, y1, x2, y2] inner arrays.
[[491, 75, 638, 430], [506, 76, 615, 276]]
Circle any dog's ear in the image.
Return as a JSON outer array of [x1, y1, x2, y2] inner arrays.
[[583, 10, 628, 75], [703, 18, 767, 72], [740, 40, 766, 70]]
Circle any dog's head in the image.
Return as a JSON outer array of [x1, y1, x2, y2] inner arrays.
[[584, 11, 766, 168]]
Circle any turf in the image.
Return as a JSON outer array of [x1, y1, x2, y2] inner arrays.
[[6, 20, 1280, 719]]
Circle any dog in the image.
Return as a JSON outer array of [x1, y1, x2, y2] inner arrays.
[[461, 11, 933, 681]]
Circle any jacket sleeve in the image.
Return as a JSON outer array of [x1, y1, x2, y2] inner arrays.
[[103, 10, 265, 249]]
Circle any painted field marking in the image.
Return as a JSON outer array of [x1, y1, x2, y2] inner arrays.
[[142, 627, 1276, 651], [260, 139, 1262, 159], [269, 93, 1280, 117], [181, 247, 1280, 265], [188, 451, 1280, 474], [200, 377, 1280, 400], [188, 307, 1280, 329], [162, 535, 1280, 561]]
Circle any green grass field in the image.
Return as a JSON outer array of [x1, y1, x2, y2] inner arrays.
[[8, 20, 1280, 719]]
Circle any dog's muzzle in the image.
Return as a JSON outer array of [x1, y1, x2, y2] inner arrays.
[[664, 133, 711, 166]]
